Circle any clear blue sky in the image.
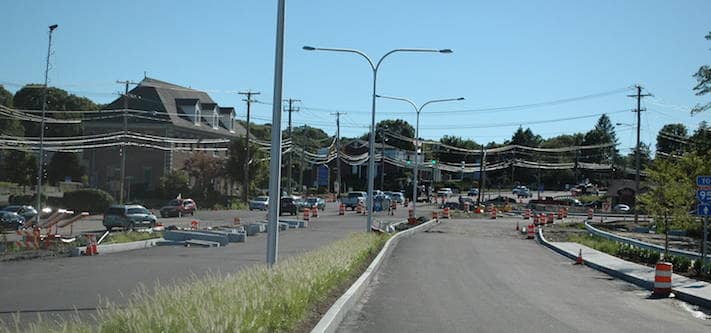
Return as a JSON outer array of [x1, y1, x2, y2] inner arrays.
[[2, 0, 710, 154]]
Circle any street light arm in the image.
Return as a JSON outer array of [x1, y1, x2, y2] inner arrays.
[[302, 46, 375, 71], [376, 94, 418, 112], [420, 97, 465, 111], [375, 48, 448, 71]]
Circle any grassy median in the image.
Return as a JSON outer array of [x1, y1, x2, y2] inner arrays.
[[9, 232, 388, 333]]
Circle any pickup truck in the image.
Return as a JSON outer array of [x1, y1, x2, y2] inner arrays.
[[342, 191, 367, 210]]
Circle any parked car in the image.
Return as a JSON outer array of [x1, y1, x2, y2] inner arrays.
[[249, 196, 269, 211], [342, 191, 367, 210], [467, 188, 479, 196], [613, 204, 631, 212], [103, 205, 157, 231], [390, 192, 404, 204], [0, 211, 25, 230], [1, 205, 38, 222], [439, 188, 453, 197], [512, 186, 531, 198], [159, 198, 197, 217], [279, 197, 298, 216], [304, 197, 325, 210]]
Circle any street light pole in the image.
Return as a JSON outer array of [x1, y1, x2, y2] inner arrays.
[[375, 95, 464, 219], [36, 24, 58, 225], [303, 46, 452, 232], [266, 0, 286, 266]]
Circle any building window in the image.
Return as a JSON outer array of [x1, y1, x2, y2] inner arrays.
[[213, 112, 218, 129]]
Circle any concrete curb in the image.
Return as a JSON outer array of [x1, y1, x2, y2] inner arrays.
[[536, 228, 653, 289], [70, 238, 163, 256], [311, 219, 439, 333], [536, 228, 711, 309]]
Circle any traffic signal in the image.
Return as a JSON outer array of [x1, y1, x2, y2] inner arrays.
[[431, 159, 437, 165]]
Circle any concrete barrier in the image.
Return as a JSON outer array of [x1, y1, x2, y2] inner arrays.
[[163, 230, 229, 246], [71, 238, 163, 256]]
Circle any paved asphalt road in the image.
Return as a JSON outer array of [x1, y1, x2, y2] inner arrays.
[[0, 202, 428, 326], [338, 218, 710, 333]]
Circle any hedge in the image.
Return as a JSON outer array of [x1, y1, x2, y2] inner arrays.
[[62, 188, 115, 214]]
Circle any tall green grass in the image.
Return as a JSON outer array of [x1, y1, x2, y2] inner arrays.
[[101, 231, 162, 245], [567, 234, 621, 255], [6, 232, 388, 333]]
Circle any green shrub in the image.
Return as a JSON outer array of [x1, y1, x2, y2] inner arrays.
[[703, 263, 711, 276], [668, 255, 691, 273], [62, 188, 115, 214], [692, 259, 703, 274]]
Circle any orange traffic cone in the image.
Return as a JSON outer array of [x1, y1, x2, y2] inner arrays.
[[575, 249, 583, 265]]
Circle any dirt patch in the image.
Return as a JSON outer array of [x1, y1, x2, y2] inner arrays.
[[542, 223, 589, 242], [0, 247, 71, 262]]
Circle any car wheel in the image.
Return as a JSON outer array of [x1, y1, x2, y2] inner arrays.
[[160, 212, 166, 218], [191, 211, 194, 216], [127, 222, 135, 231]]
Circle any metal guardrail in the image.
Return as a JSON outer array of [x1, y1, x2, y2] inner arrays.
[[584, 222, 711, 261]]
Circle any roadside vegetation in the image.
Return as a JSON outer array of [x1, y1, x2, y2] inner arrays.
[[566, 233, 711, 281], [9, 232, 388, 333], [101, 231, 162, 245]]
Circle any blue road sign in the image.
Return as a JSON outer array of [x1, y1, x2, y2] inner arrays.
[[699, 203, 711, 217], [698, 190, 711, 203], [697, 176, 711, 187], [317, 165, 329, 187]]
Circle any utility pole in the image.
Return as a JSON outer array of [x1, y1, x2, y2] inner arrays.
[[116, 80, 138, 204], [379, 126, 386, 190], [239, 91, 260, 203], [628, 85, 651, 224], [330, 112, 345, 195], [36, 24, 58, 225], [283, 98, 300, 195], [477, 145, 486, 205]]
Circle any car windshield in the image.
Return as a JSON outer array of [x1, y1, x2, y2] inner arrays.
[[1, 206, 20, 212], [348, 193, 361, 198], [127, 207, 149, 215], [106, 207, 125, 215], [306, 198, 318, 203], [255, 196, 268, 202], [168, 200, 181, 206]]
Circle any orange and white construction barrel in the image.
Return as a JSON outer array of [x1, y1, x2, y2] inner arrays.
[[653, 262, 673, 296]]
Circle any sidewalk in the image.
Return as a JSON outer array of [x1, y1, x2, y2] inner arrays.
[[539, 230, 711, 309]]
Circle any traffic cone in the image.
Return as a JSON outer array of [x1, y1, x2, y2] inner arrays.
[[575, 249, 583, 265]]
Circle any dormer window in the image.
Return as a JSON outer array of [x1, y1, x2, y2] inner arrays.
[[212, 111, 219, 130], [218, 107, 236, 132]]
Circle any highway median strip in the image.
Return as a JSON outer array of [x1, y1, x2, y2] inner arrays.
[[5, 232, 388, 333]]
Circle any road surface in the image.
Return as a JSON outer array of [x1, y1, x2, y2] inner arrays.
[[0, 202, 429, 326], [338, 218, 710, 332]]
